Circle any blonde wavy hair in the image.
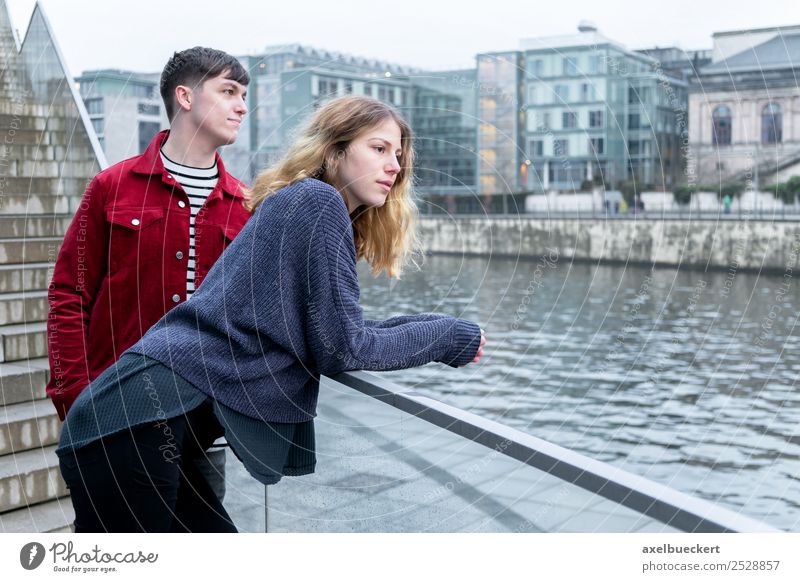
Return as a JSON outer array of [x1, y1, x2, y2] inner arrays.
[[245, 95, 420, 278]]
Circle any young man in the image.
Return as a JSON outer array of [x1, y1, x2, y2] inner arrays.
[[47, 47, 251, 503]]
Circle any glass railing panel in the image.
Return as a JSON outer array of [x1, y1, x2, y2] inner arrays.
[[222, 377, 685, 532]]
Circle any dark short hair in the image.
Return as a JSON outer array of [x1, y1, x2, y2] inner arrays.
[[160, 47, 250, 120]]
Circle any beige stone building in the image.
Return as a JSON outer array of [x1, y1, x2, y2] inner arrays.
[[688, 25, 800, 188]]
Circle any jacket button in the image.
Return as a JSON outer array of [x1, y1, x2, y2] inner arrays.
[[176, 251, 184, 260], [167, 174, 173, 180], [178, 200, 186, 208], [131, 218, 140, 226], [172, 294, 181, 303]]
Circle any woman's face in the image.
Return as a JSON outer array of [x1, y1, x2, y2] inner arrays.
[[336, 118, 402, 213]]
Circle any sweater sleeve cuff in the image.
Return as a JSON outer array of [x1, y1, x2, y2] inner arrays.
[[440, 319, 481, 368]]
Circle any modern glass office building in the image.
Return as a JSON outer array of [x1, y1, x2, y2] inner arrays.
[[237, 46, 416, 180], [477, 24, 688, 196], [228, 45, 480, 199], [76, 32, 689, 201], [410, 69, 478, 202], [476, 51, 524, 197]]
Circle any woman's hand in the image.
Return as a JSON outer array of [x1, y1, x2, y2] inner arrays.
[[471, 328, 486, 364]]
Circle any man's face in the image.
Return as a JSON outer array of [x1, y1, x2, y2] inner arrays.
[[187, 72, 248, 147]]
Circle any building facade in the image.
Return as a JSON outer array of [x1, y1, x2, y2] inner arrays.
[[477, 24, 688, 197], [238, 46, 417, 181], [75, 69, 167, 165], [688, 25, 800, 188], [410, 69, 478, 201]]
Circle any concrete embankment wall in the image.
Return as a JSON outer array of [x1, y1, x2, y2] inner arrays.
[[418, 217, 800, 274]]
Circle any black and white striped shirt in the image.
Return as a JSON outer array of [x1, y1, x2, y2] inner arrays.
[[160, 150, 219, 298]]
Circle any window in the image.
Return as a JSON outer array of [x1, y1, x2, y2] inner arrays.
[[137, 103, 160, 116], [628, 113, 640, 130], [588, 54, 604, 74], [554, 84, 569, 102], [712, 105, 732, 146], [562, 111, 577, 129], [628, 139, 651, 156], [318, 77, 338, 97], [554, 139, 569, 156], [589, 137, 604, 155], [378, 85, 392, 103], [528, 59, 544, 78], [535, 112, 551, 130], [85, 98, 103, 115], [762, 102, 782, 144], [589, 110, 604, 128], [344, 80, 353, 94], [581, 83, 596, 101], [563, 57, 579, 76], [129, 84, 156, 99], [91, 117, 104, 135], [529, 139, 543, 157], [527, 85, 537, 103], [138, 121, 160, 153]]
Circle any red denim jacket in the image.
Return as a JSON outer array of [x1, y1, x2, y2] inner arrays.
[[46, 130, 251, 419]]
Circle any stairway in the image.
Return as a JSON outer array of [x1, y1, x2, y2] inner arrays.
[[0, 0, 101, 532]]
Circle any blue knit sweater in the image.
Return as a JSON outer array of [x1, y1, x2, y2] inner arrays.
[[127, 179, 481, 422]]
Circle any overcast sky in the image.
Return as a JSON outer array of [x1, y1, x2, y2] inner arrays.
[[7, 0, 800, 76]]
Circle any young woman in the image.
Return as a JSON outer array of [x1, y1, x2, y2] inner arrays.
[[57, 95, 486, 533]]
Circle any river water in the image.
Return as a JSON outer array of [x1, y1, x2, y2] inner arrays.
[[358, 254, 800, 531]]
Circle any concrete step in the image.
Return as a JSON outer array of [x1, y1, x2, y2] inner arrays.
[[0, 237, 61, 265], [0, 177, 88, 197], [0, 216, 71, 238], [0, 358, 49, 406], [0, 158, 98, 178], [0, 290, 48, 325], [0, 497, 73, 533], [0, 113, 47, 131], [0, 195, 70, 216], [1, 141, 98, 167], [0, 102, 62, 117], [0, 321, 47, 363], [0, 128, 81, 147], [0, 397, 61, 455], [0, 263, 54, 293], [0, 444, 67, 513], [0, 128, 47, 146], [0, 158, 61, 177], [2, 142, 58, 162]]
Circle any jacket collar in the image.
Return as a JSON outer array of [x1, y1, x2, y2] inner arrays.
[[130, 129, 244, 199]]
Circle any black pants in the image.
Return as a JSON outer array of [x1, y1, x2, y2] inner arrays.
[[59, 401, 237, 533]]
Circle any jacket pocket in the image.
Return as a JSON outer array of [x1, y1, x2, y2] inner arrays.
[[105, 207, 165, 272]]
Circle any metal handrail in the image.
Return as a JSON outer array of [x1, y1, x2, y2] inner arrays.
[[419, 211, 800, 221], [325, 370, 780, 533]]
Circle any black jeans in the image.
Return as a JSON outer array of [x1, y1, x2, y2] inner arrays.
[[59, 401, 237, 533]]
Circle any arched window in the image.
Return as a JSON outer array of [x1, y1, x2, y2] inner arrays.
[[712, 105, 732, 146], [762, 102, 783, 144]]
